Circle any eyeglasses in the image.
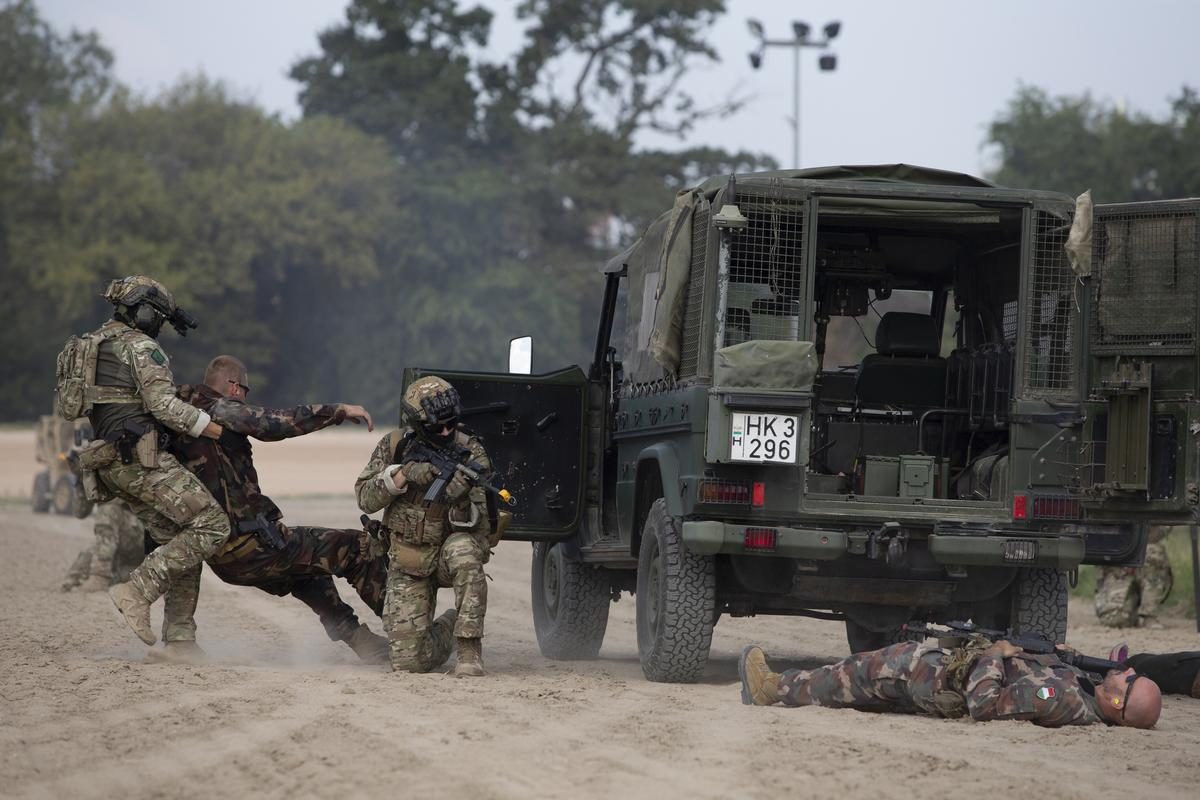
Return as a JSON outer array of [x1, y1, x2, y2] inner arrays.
[[1119, 673, 1141, 722], [227, 379, 250, 396]]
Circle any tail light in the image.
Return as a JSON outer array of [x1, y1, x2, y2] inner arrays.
[[752, 482, 766, 507], [1031, 495, 1082, 520], [744, 528, 777, 551], [1012, 493, 1028, 521], [698, 479, 751, 505]]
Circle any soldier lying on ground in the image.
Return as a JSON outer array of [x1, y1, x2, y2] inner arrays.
[[739, 639, 1162, 728], [150, 354, 389, 664], [62, 499, 147, 592]]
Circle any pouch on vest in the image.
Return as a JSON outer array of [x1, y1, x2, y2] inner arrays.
[[388, 539, 439, 578], [76, 439, 118, 470]]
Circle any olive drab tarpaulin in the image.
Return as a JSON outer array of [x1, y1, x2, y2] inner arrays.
[[713, 340, 818, 391], [646, 188, 702, 376], [1065, 190, 1093, 278], [621, 211, 670, 384]]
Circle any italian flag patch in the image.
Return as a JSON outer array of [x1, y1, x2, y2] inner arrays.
[[1036, 687, 1056, 700]]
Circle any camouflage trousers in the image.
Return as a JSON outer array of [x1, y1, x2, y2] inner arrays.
[[383, 531, 489, 672], [62, 500, 146, 589], [161, 525, 388, 643], [778, 642, 964, 718], [98, 452, 229, 602], [1094, 540, 1173, 627]]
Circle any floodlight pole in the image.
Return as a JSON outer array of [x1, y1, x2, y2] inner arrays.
[[748, 21, 841, 169]]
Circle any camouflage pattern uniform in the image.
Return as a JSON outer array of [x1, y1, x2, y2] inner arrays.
[[1095, 525, 1174, 628], [61, 500, 146, 590], [85, 318, 229, 611], [356, 401, 492, 673], [775, 641, 1102, 727], [164, 384, 388, 648]]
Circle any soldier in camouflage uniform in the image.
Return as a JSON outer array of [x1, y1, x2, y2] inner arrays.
[[738, 639, 1162, 729], [61, 500, 146, 592], [159, 354, 388, 663], [355, 376, 493, 677], [70, 277, 230, 646], [1094, 525, 1174, 628]]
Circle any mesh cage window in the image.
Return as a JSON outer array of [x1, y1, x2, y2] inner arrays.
[[1022, 211, 1077, 396], [725, 188, 806, 346], [1091, 208, 1198, 355], [678, 205, 710, 377], [1002, 300, 1019, 344]]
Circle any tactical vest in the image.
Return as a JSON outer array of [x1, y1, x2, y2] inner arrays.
[[55, 321, 140, 421], [381, 427, 484, 547]]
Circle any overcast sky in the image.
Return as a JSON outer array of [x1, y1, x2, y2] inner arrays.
[[38, 0, 1200, 180]]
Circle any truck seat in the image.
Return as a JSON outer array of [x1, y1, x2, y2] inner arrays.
[[856, 312, 947, 408]]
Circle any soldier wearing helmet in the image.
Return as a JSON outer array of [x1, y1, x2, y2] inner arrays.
[[355, 376, 493, 676], [62, 276, 230, 648]]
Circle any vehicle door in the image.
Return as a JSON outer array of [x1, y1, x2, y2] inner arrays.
[[402, 366, 589, 541]]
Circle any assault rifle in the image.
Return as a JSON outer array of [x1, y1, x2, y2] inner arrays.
[[401, 438, 515, 509], [902, 620, 1122, 676]]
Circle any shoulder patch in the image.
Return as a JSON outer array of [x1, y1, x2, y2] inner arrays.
[[1036, 686, 1056, 700], [150, 349, 166, 365]]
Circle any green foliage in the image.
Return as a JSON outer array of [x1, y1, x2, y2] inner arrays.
[[987, 84, 1200, 202]]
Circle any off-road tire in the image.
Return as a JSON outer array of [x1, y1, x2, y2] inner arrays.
[[844, 619, 917, 654], [31, 471, 51, 513], [1010, 567, 1068, 643], [52, 475, 75, 515], [531, 541, 611, 659], [636, 498, 715, 683]]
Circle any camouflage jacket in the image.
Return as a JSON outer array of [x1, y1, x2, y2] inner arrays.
[[88, 320, 209, 441], [965, 652, 1101, 727], [171, 384, 346, 522], [355, 426, 491, 545]]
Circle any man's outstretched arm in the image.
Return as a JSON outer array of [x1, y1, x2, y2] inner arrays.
[[210, 400, 373, 441]]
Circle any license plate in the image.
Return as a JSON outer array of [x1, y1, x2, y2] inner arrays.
[[730, 412, 798, 463]]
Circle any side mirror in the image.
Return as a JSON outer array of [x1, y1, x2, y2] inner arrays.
[[509, 336, 532, 375]]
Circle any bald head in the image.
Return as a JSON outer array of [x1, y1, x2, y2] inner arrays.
[[204, 355, 249, 399], [1097, 669, 1162, 729]]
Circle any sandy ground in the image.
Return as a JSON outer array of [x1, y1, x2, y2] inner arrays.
[[2, 429, 1200, 799]]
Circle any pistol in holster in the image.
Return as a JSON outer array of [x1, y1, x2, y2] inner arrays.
[[237, 512, 286, 550]]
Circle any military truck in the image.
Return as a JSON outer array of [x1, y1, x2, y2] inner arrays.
[[407, 165, 1198, 682], [32, 414, 91, 516]]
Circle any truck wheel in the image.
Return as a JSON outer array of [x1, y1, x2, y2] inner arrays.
[[31, 471, 51, 513], [531, 541, 611, 659], [52, 475, 76, 515], [844, 619, 914, 654], [635, 498, 715, 683], [1009, 568, 1068, 643]]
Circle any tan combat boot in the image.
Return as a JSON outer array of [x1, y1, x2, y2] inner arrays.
[[78, 575, 111, 593], [346, 624, 389, 665], [109, 582, 156, 645], [738, 644, 781, 706], [146, 640, 208, 665], [453, 637, 485, 678]]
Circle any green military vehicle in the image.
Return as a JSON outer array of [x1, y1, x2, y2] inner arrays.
[[408, 165, 1199, 682]]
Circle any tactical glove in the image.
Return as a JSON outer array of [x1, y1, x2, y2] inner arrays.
[[401, 462, 438, 487], [445, 470, 472, 505]]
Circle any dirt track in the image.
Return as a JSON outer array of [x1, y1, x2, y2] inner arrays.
[[2, 430, 1200, 799]]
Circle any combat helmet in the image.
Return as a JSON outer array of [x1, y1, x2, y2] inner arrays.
[[402, 376, 462, 445], [103, 276, 197, 338]]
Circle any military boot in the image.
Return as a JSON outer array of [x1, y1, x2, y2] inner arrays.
[[453, 637, 485, 678], [109, 581, 156, 645], [145, 640, 208, 665], [738, 644, 781, 706], [346, 624, 389, 665], [429, 609, 458, 670], [78, 575, 111, 593]]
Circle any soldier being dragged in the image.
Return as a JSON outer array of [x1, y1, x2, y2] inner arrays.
[[156, 355, 389, 664], [738, 638, 1162, 729]]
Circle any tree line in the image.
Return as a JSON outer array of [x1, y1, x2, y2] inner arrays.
[[1, 0, 1197, 421]]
